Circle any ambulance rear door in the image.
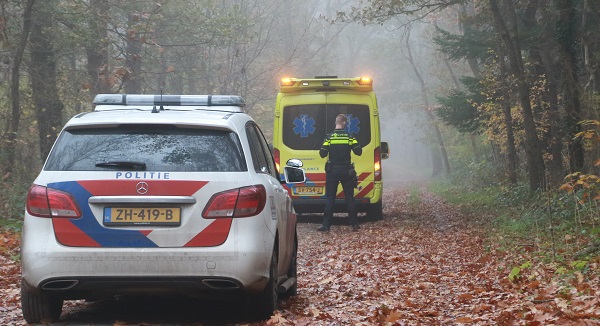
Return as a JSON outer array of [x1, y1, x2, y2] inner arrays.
[[325, 92, 375, 201]]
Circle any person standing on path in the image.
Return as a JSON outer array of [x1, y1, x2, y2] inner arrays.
[[318, 114, 362, 232]]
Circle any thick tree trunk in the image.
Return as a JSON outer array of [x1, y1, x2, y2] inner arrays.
[[555, 0, 584, 173], [500, 95, 518, 184], [86, 0, 111, 100], [29, 1, 64, 160], [3, 0, 35, 177], [523, 0, 563, 186], [489, 0, 546, 191]]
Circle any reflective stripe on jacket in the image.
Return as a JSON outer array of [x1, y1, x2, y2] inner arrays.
[[319, 128, 362, 164]]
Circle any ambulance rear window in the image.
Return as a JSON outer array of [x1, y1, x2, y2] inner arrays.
[[282, 104, 371, 150], [45, 125, 247, 172]]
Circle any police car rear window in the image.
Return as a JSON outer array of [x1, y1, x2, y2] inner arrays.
[[44, 125, 247, 172], [282, 104, 371, 150]]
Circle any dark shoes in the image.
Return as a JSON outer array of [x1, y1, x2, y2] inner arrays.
[[352, 224, 360, 231], [317, 225, 330, 232]]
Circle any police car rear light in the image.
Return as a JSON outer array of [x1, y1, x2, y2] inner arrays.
[[203, 185, 266, 218], [93, 94, 245, 107], [357, 77, 373, 85], [26, 185, 82, 218]]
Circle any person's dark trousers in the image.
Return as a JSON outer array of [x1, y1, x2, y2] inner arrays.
[[322, 167, 358, 228]]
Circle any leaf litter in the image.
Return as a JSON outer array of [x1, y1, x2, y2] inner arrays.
[[0, 184, 598, 325]]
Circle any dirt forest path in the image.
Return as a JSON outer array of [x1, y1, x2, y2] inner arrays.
[[0, 183, 598, 325], [284, 184, 510, 324]]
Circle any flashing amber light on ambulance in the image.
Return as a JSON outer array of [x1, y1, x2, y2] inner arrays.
[[280, 78, 294, 87], [357, 76, 373, 85]]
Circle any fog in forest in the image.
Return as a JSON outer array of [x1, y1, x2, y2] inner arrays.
[[264, 1, 457, 182], [1, 0, 471, 181]]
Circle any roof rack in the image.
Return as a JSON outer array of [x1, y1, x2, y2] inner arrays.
[[92, 94, 245, 112]]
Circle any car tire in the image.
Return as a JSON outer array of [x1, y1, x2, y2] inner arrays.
[[283, 236, 298, 298], [245, 248, 278, 321], [21, 280, 63, 324], [366, 201, 383, 221]]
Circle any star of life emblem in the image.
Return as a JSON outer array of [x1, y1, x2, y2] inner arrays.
[[293, 114, 316, 138], [345, 114, 360, 135]]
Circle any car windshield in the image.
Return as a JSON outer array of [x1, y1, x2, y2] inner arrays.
[[282, 104, 371, 150], [45, 125, 247, 172]]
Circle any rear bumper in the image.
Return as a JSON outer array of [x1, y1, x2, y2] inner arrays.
[[22, 275, 244, 300], [292, 198, 373, 213], [21, 248, 270, 298], [21, 217, 273, 299], [289, 181, 383, 213]]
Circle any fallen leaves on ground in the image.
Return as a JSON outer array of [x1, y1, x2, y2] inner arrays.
[[0, 231, 23, 325], [274, 185, 599, 325], [0, 184, 598, 325]]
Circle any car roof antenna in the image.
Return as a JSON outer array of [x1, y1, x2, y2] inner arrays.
[[151, 89, 163, 113], [159, 89, 165, 111]]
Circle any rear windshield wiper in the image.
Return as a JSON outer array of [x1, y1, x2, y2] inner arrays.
[[95, 161, 147, 171]]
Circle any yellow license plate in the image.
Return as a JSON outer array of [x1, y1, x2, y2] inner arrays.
[[103, 207, 181, 226], [293, 186, 323, 195]]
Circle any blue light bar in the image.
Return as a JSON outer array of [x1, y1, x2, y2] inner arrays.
[[93, 94, 245, 107]]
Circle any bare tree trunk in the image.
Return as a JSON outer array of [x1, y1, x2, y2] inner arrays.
[[523, 0, 564, 186], [86, 0, 111, 100], [458, 3, 482, 78], [489, 0, 546, 191], [582, 0, 600, 93], [404, 29, 451, 175], [29, 1, 64, 160], [555, 0, 584, 173], [3, 0, 35, 177], [522, 0, 564, 185], [124, 12, 143, 94], [491, 47, 518, 183]]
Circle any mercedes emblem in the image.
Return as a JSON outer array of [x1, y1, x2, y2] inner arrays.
[[136, 182, 149, 195]]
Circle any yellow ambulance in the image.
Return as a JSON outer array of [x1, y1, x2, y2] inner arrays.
[[272, 76, 389, 220]]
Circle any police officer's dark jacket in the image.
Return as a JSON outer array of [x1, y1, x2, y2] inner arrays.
[[319, 128, 362, 165]]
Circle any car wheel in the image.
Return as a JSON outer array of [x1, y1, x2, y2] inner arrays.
[[21, 280, 63, 324], [245, 248, 278, 321], [283, 236, 298, 297], [366, 201, 383, 221]]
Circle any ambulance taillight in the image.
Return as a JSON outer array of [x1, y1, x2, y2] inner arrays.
[[274, 147, 280, 173], [374, 146, 382, 181]]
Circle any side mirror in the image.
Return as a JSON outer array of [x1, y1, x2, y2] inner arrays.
[[381, 142, 390, 159], [283, 159, 306, 183]]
